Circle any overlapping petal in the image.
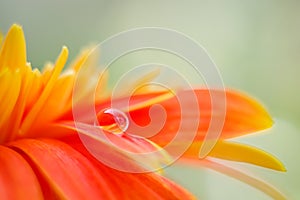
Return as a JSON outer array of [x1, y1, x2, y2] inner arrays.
[[4, 137, 194, 200], [89, 85, 284, 173], [0, 24, 196, 199], [0, 23, 286, 199], [124, 89, 273, 140], [0, 146, 43, 199], [64, 135, 195, 200]]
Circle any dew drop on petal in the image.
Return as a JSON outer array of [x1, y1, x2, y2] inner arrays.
[[96, 108, 129, 135]]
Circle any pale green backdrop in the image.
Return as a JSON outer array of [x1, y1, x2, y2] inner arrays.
[[1, 1, 299, 199]]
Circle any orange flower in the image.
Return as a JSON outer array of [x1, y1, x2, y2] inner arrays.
[[0, 24, 286, 199], [0, 24, 193, 199]]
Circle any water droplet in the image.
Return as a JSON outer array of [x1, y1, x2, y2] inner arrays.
[[96, 108, 129, 134]]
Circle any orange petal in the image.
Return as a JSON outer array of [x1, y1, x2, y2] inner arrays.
[[0, 146, 43, 199], [9, 139, 118, 199], [63, 135, 195, 200], [10, 138, 194, 200], [120, 89, 273, 143], [59, 121, 171, 172]]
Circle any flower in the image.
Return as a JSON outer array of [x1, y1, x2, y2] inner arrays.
[[0, 24, 193, 199], [0, 24, 286, 199]]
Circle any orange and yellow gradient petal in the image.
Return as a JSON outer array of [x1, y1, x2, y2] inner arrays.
[[0, 24, 195, 199], [0, 24, 287, 199]]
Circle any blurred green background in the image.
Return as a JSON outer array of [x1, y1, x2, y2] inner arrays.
[[1, 0, 299, 199]]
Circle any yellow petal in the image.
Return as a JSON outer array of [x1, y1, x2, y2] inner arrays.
[[207, 140, 286, 171], [72, 47, 100, 106], [119, 68, 161, 96], [33, 71, 75, 129], [19, 47, 68, 136], [6, 65, 41, 141], [0, 31, 3, 44], [0, 69, 21, 142], [0, 24, 26, 71], [69, 48, 91, 72], [187, 158, 287, 200]]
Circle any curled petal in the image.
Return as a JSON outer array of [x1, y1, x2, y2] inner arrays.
[[184, 140, 286, 171], [208, 141, 286, 171]]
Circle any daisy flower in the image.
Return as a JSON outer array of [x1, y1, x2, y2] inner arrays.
[[0, 24, 285, 199]]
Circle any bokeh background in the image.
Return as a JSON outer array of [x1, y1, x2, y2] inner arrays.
[[1, 0, 299, 199]]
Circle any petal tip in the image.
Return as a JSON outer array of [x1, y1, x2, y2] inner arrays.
[[263, 112, 274, 129], [10, 23, 23, 31], [0, 23, 27, 70], [62, 45, 68, 51], [276, 161, 286, 172], [7, 24, 25, 43], [222, 90, 276, 137]]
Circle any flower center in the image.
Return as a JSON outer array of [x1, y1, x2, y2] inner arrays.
[[96, 108, 129, 134]]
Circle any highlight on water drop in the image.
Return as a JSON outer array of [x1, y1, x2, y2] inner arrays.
[[96, 108, 129, 134]]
